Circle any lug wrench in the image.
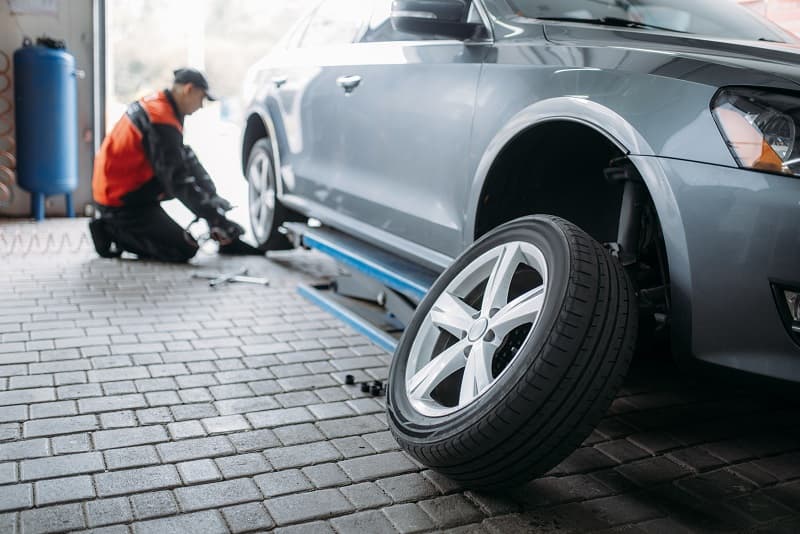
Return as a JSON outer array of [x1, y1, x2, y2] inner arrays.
[[192, 267, 269, 288]]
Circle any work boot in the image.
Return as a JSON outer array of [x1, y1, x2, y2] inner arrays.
[[89, 219, 121, 258]]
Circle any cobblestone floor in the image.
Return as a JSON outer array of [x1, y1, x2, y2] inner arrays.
[[0, 219, 799, 534]]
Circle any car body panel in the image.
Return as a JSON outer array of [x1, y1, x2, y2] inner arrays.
[[242, 0, 800, 381], [636, 156, 800, 382], [542, 24, 800, 87], [321, 40, 489, 257]]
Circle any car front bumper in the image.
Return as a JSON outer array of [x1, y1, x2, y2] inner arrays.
[[631, 155, 800, 382]]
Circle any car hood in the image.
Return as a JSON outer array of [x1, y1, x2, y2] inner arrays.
[[542, 23, 800, 89]]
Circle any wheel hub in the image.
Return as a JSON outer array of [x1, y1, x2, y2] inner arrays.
[[467, 318, 489, 342]]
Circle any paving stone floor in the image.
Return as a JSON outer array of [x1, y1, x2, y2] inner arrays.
[[0, 219, 799, 533]]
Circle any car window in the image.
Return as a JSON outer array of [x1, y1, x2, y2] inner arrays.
[[361, 0, 434, 42], [300, 0, 370, 48], [362, 0, 483, 42], [507, 0, 792, 42]]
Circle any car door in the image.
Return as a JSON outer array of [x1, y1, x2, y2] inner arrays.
[[269, 0, 371, 204], [326, 0, 490, 258]]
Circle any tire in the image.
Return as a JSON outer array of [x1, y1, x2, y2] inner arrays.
[[387, 215, 637, 490], [246, 138, 304, 251]]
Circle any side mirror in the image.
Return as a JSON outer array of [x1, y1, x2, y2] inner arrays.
[[391, 0, 484, 40]]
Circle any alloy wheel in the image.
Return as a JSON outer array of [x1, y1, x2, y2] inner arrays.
[[247, 149, 276, 244], [405, 241, 548, 417]]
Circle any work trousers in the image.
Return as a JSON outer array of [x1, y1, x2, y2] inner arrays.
[[89, 203, 199, 263]]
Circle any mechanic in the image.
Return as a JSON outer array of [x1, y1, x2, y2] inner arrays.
[[89, 67, 259, 262]]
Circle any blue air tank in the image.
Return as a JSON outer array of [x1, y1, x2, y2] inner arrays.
[[14, 38, 78, 220]]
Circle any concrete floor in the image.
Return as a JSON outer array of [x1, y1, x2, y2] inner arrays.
[[0, 218, 799, 534]]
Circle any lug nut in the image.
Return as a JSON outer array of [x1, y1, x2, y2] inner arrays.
[[345, 374, 355, 385], [372, 380, 383, 389], [361, 382, 371, 393], [371, 384, 383, 396]]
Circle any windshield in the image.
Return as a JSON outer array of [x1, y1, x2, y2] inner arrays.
[[505, 0, 794, 42]]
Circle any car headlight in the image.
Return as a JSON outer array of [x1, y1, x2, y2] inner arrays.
[[712, 88, 800, 176]]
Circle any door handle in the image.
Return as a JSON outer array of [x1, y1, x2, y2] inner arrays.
[[272, 76, 288, 89], [336, 75, 362, 94]]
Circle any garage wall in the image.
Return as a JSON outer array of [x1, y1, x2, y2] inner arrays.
[[0, 0, 94, 218]]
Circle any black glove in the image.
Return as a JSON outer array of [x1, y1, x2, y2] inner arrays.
[[208, 216, 245, 245], [208, 196, 232, 213]]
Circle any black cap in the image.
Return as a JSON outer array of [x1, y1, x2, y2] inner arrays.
[[173, 68, 217, 101]]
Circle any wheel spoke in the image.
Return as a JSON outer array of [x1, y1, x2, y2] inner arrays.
[[481, 243, 523, 316], [430, 291, 477, 339], [247, 164, 256, 187], [407, 339, 469, 401], [249, 159, 263, 190], [489, 285, 545, 338], [458, 342, 494, 406], [260, 158, 270, 187], [256, 198, 266, 224], [250, 176, 262, 205]]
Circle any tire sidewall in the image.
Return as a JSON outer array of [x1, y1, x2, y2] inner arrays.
[[388, 215, 574, 443]]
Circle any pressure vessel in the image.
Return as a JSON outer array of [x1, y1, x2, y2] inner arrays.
[[14, 38, 78, 220]]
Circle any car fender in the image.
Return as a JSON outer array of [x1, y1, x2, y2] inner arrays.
[[466, 97, 655, 238], [465, 97, 693, 355], [241, 104, 287, 198]]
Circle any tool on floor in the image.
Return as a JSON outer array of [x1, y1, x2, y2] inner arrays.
[[192, 267, 269, 288], [357, 380, 386, 396]]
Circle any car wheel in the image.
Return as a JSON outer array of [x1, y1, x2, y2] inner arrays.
[[387, 215, 637, 489], [246, 138, 303, 251]]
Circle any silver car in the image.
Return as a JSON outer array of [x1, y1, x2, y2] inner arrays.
[[241, 0, 800, 488]]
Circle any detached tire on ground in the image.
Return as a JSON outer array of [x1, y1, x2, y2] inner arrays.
[[246, 138, 304, 251], [387, 215, 637, 490]]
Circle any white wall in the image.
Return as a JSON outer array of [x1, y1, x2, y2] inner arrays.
[[0, 0, 94, 218]]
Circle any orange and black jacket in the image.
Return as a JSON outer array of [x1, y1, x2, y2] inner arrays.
[[92, 90, 186, 208]]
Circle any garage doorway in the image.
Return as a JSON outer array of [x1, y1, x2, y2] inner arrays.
[[103, 0, 316, 236]]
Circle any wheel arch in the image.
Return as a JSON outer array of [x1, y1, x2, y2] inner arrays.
[[467, 98, 653, 239], [241, 108, 285, 197], [467, 97, 692, 356]]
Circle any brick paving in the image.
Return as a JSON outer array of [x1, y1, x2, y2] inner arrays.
[[0, 219, 799, 533]]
